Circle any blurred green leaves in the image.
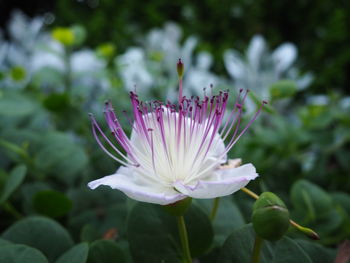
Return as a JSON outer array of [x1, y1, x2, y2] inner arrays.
[[218, 224, 312, 263], [1, 9, 349, 261], [195, 197, 245, 246], [43, 93, 70, 113], [290, 180, 346, 244], [0, 91, 38, 117], [87, 240, 125, 263], [0, 165, 27, 205], [291, 180, 333, 221], [56, 243, 89, 263], [33, 190, 72, 218], [2, 217, 74, 262], [0, 244, 49, 263], [127, 203, 213, 262], [269, 80, 297, 100], [34, 132, 88, 184]]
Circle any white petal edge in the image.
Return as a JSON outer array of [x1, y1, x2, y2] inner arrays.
[[173, 163, 258, 199], [88, 166, 186, 205]]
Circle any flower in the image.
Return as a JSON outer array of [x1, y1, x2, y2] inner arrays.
[[88, 60, 265, 205], [224, 35, 313, 111]]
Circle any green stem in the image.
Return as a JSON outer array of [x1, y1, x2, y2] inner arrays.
[[64, 48, 72, 94], [252, 235, 263, 263], [3, 202, 23, 220], [177, 216, 192, 263], [210, 197, 220, 221]]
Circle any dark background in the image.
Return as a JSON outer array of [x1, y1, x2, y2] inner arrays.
[[1, 0, 349, 94]]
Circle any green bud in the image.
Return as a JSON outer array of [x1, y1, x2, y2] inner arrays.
[[10, 66, 26, 82], [52, 27, 75, 46], [269, 80, 297, 100], [163, 197, 192, 216], [149, 51, 164, 62], [177, 59, 184, 78], [252, 192, 290, 241], [97, 43, 116, 58]]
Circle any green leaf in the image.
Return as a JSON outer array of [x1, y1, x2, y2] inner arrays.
[[269, 80, 297, 99], [43, 93, 70, 112], [0, 165, 27, 204], [80, 225, 99, 243], [186, 204, 214, 256], [32, 67, 64, 87], [291, 180, 333, 220], [127, 203, 213, 262], [316, 209, 343, 235], [20, 182, 51, 214], [0, 244, 48, 263], [35, 132, 88, 184], [33, 190, 73, 218], [195, 197, 245, 245], [332, 192, 350, 215], [0, 92, 38, 116], [127, 203, 181, 263], [0, 139, 28, 161], [87, 240, 125, 263], [295, 240, 336, 263], [218, 224, 312, 263], [1, 216, 74, 262], [0, 238, 11, 246], [68, 188, 128, 238], [56, 243, 89, 263], [290, 183, 343, 239]]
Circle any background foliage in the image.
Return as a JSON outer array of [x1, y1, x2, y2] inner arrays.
[[0, 1, 350, 262], [54, 0, 350, 93]]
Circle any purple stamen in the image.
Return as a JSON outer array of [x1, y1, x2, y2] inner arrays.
[[90, 80, 265, 181]]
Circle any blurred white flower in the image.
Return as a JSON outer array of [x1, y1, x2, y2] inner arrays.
[[184, 51, 223, 95], [31, 39, 65, 73], [116, 47, 153, 92], [340, 97, 350, 109], [271, 43, 297, 75], [224, 35, 313, 110], [115, 23, 200, 98], [307, 95, 329, 106], [146, 22, 197, 76], [71, 50, 105, 73], [0, 10, 47, 88], [8, 10, 44, 51], [119, 22, 227, 99]]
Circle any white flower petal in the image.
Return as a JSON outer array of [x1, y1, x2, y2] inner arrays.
[[223, 50, 246, 80], [71, 50, 105, 73], [88, 166, 186, 205], [247, 35, 266, 71], [174, 163, 258, 199], [211, 132, 227, 163], [272, 43, 297, 73]]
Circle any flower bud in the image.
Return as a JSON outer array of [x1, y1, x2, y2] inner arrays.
[[177, 59, 184, 79], [252, 192, 290, 241], [97, 43, 116, 58], [10, 66, 26, 82], [163, 197, 192, 216], [52, 27, 75, 46]]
